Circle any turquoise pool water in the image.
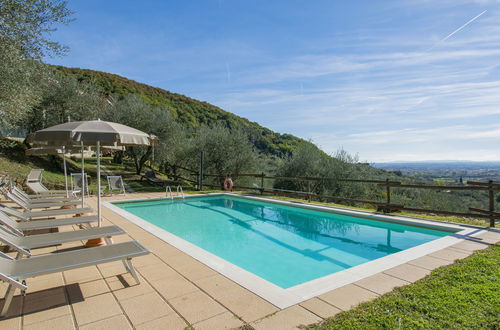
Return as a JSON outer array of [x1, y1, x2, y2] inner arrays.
[[115, 196, 451, 288]]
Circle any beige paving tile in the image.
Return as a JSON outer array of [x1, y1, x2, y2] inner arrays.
[[476, 230, 500, 244], [194, 274, 278, 322], [193, 274, 241, 293], [0, 315, 22, 330], [131, 254, 164, 268], [119, 292, 175, 326], [106, 273, 155, 301], [135, 313, 187, 330], [151, 275, 199, 300], [29, 246, 58, 256], [72, 292, 122, 326], [194, 311, 244, 330], [451, 239, 491, 252], [215, 289, 277, 322], [80, 314, 132, 330], [169, 290, 226, 324], [64, 265, 102, 284], [428, 248, 471, 261], [67, 279, 110, 303], [0, 294, 23, 319], [23, 314, 75, 330], [383, 263, 431, 282], [319, 284, 379, 311], [97, 261, 130, 278], [408, 255, 453, 270], [152, 247, 184, 260], [355, 273, 409, 295], [136, 262, 179, 281], [25, 273, 64, 292], [23, 287, 70, 325], [300, 298, 342, 319], [251, 305, 322, 330], [165, 254, 217, 281]]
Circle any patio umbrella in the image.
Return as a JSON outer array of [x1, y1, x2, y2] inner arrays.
[[29, 119, 155, 227]]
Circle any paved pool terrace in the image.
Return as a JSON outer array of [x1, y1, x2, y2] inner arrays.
[[0, 192, 498, 330]]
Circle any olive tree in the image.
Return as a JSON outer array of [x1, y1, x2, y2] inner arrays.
[[0, 0, 73, 59], [105, 95, 181, 175], [274, 144, 365, 201], [0, 0, 73, 130], [191, 124, 257, 188], [0, 39, 42, 131], [22, 72, 106, 132]]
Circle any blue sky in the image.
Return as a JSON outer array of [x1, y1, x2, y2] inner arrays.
[[45, 0, 500, 162]]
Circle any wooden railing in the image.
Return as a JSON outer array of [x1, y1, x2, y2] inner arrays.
[[168, 166, 499, 227]]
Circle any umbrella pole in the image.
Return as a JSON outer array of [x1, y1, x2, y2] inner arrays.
[[63, 147, 68, 198], [81, 141, 85, 208], [97, 141, 101, 227], [84, 141, 105, 247]]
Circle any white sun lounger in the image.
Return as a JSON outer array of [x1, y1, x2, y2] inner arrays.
[[0, 225, 125, 252], [0, 210, 98, 236], [0, 241, 149, 317], [107, 176, 126, 195], [25, 169, 67, 196], [11, 186, 79, 203], [0, 205, 93, 221], [70, 173, 90, 198], [7, 192, 81, 211]]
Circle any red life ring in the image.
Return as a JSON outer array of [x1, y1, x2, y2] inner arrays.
[[224, 178, 234, 191]]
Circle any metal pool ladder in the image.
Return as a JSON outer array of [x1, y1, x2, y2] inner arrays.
[[166, 186, 173, 200], [177, 185, 185, 199]]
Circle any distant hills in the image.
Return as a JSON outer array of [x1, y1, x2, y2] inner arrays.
[[52, 66, 311, 158], [374, 161, 500, 169], [373, 161, 500, 179]]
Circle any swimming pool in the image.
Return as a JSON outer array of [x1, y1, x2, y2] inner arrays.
[[106, 194, 471, 307]]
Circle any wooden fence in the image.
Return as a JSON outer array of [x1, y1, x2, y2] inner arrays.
[[170, 166, 499, 227]]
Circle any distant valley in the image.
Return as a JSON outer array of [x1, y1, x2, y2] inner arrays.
[[373, 161, 500, 182]]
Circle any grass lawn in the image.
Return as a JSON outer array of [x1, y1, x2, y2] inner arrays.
[[311, 244, 500, 329]]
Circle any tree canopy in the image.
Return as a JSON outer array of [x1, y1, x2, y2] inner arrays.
[[0, 0, 73, 130]]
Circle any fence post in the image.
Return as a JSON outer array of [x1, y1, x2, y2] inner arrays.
[[307, 180, 311, 202], [386, 178, 391, 205], [489, 180, 495, 227], [198, 151, 204, 191], [260, 172, 264, 195]]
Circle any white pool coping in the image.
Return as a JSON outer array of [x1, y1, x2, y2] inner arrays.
[[104, 193, 485, 309]]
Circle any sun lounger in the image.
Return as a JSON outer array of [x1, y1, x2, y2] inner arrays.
[[0, 225, 125, 252], [0, 210, 98, 236], [7, 192, 80, 211], [107, 176, 126, 195], [70, 173, 90, 198], [11, 186, 79, 203], [0, 205, 93, 221], [0, 241, 149, 317], [25, 181, 67, 196], [141, 170, 165, 186], [25, 169, 67, 196]]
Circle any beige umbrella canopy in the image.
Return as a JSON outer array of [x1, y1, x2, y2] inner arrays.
[[29, 119, 155, 226], [31, 120, 152, 146]]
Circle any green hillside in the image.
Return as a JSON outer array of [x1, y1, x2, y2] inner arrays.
[[52, 66, 308, 157]]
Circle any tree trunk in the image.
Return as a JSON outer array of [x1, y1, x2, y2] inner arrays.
[[135, 146, 152, 175], [113, 151, 123, 164]]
